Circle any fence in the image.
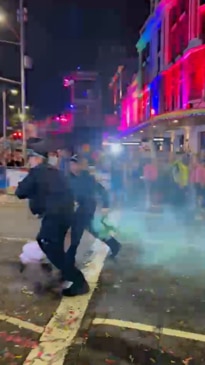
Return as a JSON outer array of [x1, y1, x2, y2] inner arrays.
[[0, 167, 28, 195]]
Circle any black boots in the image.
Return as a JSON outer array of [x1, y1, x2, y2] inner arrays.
[[62, 268, 90, 297], [104, 237, 121, 258]]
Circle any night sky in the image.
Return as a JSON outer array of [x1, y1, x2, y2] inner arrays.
[[0, 0, 150, 118]]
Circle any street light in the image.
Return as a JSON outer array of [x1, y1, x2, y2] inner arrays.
[[10, 89, 19, 96], [19, 0, 26, 159], [0, 12, 6, 24], [0, 1, 27, 159], [8, 105, 15, 110]]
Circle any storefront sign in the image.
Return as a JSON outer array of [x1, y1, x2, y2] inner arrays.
[[6, 168, 28, 195]]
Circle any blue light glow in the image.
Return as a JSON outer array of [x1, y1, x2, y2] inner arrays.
[[136, 2, 164, 51], [149, 75, 162, 115]]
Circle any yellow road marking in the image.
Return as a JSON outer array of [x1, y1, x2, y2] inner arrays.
[[0, 237, 32, 242], [0, 314, 44, 334], [23, 240, 108, 365], [93, 318, 205, 342]]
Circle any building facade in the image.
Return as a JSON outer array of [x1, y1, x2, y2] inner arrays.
[[121, 0, 205, 153], [63, 70, 102, 128]]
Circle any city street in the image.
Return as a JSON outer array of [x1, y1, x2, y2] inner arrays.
[[63, 210, 205, 365], [0, 198, 205, 364], [0, 234, 104, 365], [1, 0, 205, 363]]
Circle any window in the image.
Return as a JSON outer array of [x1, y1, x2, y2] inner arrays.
[[74, 80, 96, 100], [200, 0, 205, 5], [179, 82, 183, 108], [170, 6, 178, 27], [142, 49, 146, 63], [150, 0, 155, 13], [142, 43, 150, 63], [157, 28, 161, 52], [189, 71, 199, 100], [179, 0, 186, 14], [157, 55, 161, 73], [179, 16, 188, 52], [171, 92, 175, 110], [201, 13, 205, 42], [145, 43, 150, 59], [175, 26, 180, 56], [142, 66, 146, 88], [171, 28, 177, 60], [200, 132, 205, 150], [179, 64, 184, 108]]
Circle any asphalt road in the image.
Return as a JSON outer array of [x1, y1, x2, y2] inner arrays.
[[0, 233, 97, 365], [63, 210, 205, 365], [1, 196, 205, 365], [0, 195, 39, 239]]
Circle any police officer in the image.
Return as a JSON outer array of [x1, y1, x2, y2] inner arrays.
[[66, 155, 121, 268], [15, 148, 89, 297]]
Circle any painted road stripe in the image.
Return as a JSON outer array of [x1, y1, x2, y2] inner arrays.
[[0, 237, 32, 242], [23, 240, 109, 365], [0, 314, 44, 334], [93, 318, 205, 343]]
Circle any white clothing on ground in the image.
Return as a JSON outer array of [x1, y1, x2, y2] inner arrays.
[[19, 241, 47, 265]]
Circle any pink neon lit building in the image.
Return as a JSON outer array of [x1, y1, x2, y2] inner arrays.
[[121, 0, 205, 151]]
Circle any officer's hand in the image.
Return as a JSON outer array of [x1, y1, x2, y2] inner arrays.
[[101, 208, 109, 216]]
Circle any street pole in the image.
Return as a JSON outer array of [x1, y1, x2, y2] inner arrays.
[[19, 0, 26, 160], [2, 90, 6, 140]]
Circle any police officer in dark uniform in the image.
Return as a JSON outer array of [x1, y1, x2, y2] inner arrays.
[[66, 155, 121, 270], [15, 148, 89, 297]]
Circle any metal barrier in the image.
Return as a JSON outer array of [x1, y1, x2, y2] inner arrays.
[[0, 166, 6, 192], [0, 167, 28, 195]]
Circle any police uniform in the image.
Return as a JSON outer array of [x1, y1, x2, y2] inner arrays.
[[66, 155, 121, 268], [15, 149, 89, 296]]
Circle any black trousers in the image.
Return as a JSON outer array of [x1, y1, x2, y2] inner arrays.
[[64, 209, 88, 279], [65, 204, 120, 280], [37, 213, 74, 282]]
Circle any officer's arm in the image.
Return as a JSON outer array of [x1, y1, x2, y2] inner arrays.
[[95, 180, 109, 208], [15, 170, 35, 199]]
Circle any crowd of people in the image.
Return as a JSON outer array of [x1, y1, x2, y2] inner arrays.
[[0, 148, 24, 167], [2, 135, 205, 298], [109, 151, 205, 216]]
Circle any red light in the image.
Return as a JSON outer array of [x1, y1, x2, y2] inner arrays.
[[60, 115, 67, 123], [12, 131, 22, 139]]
